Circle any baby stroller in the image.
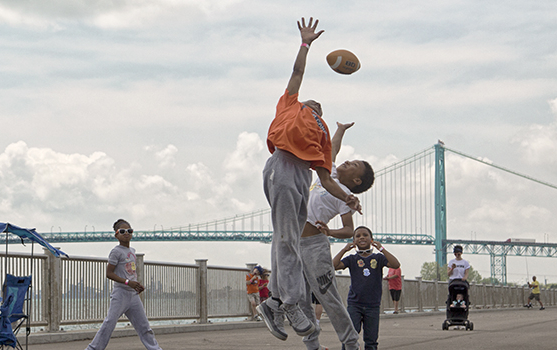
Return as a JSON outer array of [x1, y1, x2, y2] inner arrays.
[[442, 279, 473, 331]]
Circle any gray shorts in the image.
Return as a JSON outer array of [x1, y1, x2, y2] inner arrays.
[[247, 292, 260, 304], [528, 292, 540, 301]]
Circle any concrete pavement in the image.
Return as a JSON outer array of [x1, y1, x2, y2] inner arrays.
[[26, 307, 556, 350]]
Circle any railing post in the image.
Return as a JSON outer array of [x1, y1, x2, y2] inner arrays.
[[196, 259, 208, 324], [434, 279, 439, 311], [416, 277, 423, 312], [400, 275, 405, 313], [136, 253, 145, 304], [44, 248, 62, 332]]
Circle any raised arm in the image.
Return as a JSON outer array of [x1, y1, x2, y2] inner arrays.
[[286, 17, 324, 96], [316, 166, 361, 213], [333, 242, 355, 270], [331, 122, 354, 162], [371, 241, 400, 269]]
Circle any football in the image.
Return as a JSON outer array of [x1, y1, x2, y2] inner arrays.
[[326, 49, 361, 75]]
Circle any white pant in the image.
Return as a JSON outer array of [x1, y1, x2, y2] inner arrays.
[[86, 288, 162, 350]]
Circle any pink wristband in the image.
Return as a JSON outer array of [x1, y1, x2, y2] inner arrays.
[[379, 247, 384, 252], [301, 43, 310, 49], [125, 279, 129, 285]]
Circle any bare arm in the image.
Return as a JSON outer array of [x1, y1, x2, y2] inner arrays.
[[333, 242, 355, 270], [372, 241, 400, 269], [315, 212, 354, 239], [463, 268, 469, 282], [315, 166, 361, 213], [246, 274, 257, 285], [331, 122, 354, 162], [286, 17, 324, 95], [106, 263, 144, 293], [448, 263, 456, 278]]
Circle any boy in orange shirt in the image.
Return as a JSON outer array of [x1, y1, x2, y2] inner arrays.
[[246, 266, 263, 321], [257, 17, 361, 342]]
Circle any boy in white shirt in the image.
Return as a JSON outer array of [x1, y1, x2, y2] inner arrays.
[[298, 122, 375, 350]]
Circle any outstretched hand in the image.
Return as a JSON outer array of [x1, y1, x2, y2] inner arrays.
[[345, 195, 362, 214], [336, 121, 355, 131], [298, 17, 324, 45]]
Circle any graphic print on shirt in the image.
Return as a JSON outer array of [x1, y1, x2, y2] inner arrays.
[[316, 270, 333, 294], [125, 251, 137, 277]]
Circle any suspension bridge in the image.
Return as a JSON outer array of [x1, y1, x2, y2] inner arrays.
[[10, 142, 557, 284]]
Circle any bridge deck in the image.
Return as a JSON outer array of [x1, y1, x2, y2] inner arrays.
[[28, 307, 555, 350]]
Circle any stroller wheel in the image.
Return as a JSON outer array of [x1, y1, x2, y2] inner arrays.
[[469, 322, 474, 331], [442, 321, 449, 330]]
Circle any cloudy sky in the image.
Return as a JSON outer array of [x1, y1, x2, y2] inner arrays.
[[1, 0, 557, 283]]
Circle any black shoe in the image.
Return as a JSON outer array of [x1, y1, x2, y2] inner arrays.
[[540, 307, 545, 310]]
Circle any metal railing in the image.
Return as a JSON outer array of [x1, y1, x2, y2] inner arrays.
[[1, 250, 555, 332]]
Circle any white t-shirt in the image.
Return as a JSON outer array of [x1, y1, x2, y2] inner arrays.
[[307, 163, 354, 227], [448, 258, 470, 280]]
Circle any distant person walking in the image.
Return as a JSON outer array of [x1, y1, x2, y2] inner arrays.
[[384, 267, 402, 314], [447, 245, 469, 285], [524, 276, 545, 310], [85, 219, 162, 350]]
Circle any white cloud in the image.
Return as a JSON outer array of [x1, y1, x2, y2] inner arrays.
[[511, 97, 557, 168], [223, 132, 265, 184], [0, 0, 246, 29]]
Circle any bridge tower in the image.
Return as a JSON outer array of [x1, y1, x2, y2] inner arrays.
[[434, 142, 447, 270]]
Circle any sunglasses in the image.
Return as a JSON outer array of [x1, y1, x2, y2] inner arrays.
[[117, 229, 134, 234]]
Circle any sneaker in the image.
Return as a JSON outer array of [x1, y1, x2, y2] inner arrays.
[[282, 303, 315, 337], [257, 299, 288, 341], [540, 307, 545, 310]]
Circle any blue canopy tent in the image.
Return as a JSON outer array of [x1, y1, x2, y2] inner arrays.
[[0, 223, 68, 350]]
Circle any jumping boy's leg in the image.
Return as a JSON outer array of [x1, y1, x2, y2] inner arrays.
[[86, 288, 130, 350], [299, 275, 320, 349], [301, 235, 360, 350], [125, 293, 162, 350], [261, 150, 314, 338]]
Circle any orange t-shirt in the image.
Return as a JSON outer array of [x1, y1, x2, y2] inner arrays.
[[267, 90, 332, 173], [246, 273, 259, 294]]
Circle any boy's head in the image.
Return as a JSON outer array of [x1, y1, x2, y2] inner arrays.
[[456, 293, 464, 301], [337, 160, 375, 194], [253, 265, 264, 276], [302, 100, 322, 116], [113, 218, 133, 244], [353, 226, 373, 250]]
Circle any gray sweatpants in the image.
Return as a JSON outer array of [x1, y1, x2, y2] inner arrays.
[[300, 234, 360, 350], [263, 149, 312, 305], [86, 288, 162, 350]]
